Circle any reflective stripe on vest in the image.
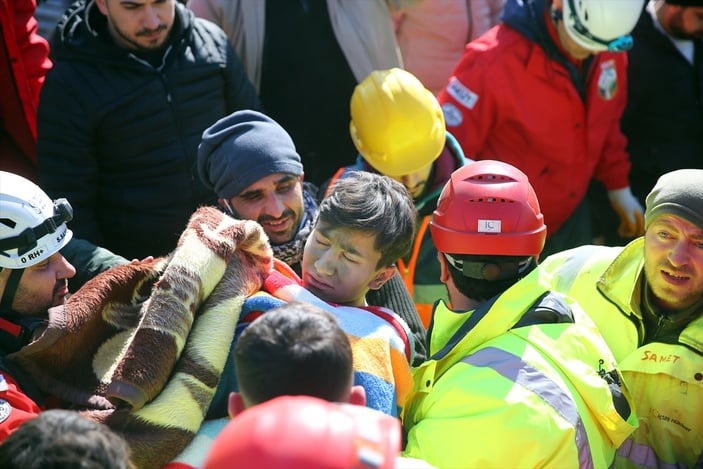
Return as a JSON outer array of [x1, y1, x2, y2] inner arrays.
[[616, 438, 684, 469], [461, 346, 594, 469]]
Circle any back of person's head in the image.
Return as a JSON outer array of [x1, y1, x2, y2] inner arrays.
[[319, 172, 416, 268], [350, 68, 445, 177], [203, 395, 401, 469], [0, 409, 133, 469], [644, 168, 703, 230], [430, 160, 546, 301], [197, 110, 304, 201], [556, 0, 644, 53], [234, 302, 353, 406]]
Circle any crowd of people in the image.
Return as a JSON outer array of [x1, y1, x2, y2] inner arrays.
[[1, 0, 702, 467]]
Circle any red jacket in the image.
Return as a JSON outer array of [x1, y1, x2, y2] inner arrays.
[[0, 0, 52, 181], [0, 372, 41, 441], [437, 23, 631, 235]]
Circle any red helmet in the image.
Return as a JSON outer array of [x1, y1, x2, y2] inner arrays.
[[203, 395, 401, 469], [430, 160, 546, 257]]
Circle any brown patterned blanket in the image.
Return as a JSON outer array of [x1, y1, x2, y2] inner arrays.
[[6, 206, 273, 468]]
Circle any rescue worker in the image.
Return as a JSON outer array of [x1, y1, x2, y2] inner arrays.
[[0, 171, 76, 439], [437, 0, 646, 256], [539, 168, 703, 467], [402, 160, 638, 467], [325, 68, 469, 327]]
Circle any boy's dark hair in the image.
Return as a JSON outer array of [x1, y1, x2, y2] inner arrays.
[[0, 409, 133, 469], [234, 302, 353, 405], [319, 171, 416, 268]]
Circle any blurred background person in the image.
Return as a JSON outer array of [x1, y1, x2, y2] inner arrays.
[[186, 0, 411, 186], [392, 0, 506, 95], [0, 0, 51, 181], [437, 0, 646, 257]]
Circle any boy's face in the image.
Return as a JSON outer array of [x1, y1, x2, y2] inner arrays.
[[301, 221, 394, 307]]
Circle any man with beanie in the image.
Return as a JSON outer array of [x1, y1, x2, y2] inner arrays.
[[437, 0, 646, 257], [540, 168, 703, 467], [621, 0, 703, 209], [197, 110, 426, 364], [198, 110, 316, 274]]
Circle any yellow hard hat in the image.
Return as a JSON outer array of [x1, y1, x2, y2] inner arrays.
[[349, 68, 445, 177]]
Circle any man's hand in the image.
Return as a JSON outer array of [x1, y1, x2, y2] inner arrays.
[[607, 187, 644, 238]]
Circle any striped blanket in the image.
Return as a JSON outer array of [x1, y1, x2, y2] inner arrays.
[[168, 263, 415, 468], [6, 206, 273, 469], [209, 261, 414, 417]]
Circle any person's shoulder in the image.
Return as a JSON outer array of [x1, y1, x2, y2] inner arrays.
[[467, 25, 532, 56], [190, 14, 229, 43], [349, 305, 414, 363], [454, 26, 536, 74], [0, 372, 41, 441], [186, 14, 232, 63]]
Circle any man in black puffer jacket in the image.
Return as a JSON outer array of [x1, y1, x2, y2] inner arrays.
[[37, 0, 262, 260]]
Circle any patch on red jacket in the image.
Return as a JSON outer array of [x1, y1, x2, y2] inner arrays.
[[0, 399, 11, 423], [597, 59, 618, 100], [447, 77, 479, 109], [442, 102, 464, 127]]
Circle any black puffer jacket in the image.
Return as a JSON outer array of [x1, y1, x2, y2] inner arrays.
[[621, 11, 703, 205], [37, 0, 261, 259]]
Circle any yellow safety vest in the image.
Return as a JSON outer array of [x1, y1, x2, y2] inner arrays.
[[539, 240, 703, 468], [402, 269, 638, 468]]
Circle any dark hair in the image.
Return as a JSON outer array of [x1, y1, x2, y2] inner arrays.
[[319, 172, 416, 268], [0, 409, 133, 469], [234, 302, 353, 405], [447, 255, 537, 302]]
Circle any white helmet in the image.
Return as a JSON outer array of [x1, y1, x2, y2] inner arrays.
[[562, 0, 644, 52], [0, 171, 73, 269]]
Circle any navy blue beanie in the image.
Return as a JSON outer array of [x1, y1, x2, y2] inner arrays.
[[197, 110, 303, 199]]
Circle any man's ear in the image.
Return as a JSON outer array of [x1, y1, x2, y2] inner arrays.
[[95, 0, 108, 15], [218, 198, 234, 215], [348, 385, 367, 407], [368, 265, 397, 291], [228, 392, 247, 418], [437, 252, 451, 283]]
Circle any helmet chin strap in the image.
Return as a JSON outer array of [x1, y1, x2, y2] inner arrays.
[[551, 6, 563, 22], [0, 268, 24, 312], [0, 268, 45, 353]]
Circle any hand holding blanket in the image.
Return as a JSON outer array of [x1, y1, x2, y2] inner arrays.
[[7, 206, 273, 468]]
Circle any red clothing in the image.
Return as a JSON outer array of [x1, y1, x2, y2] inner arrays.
[[0, 0, 51, 181], [0, 372, 41, 441], [437, 25, 631, 236]]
